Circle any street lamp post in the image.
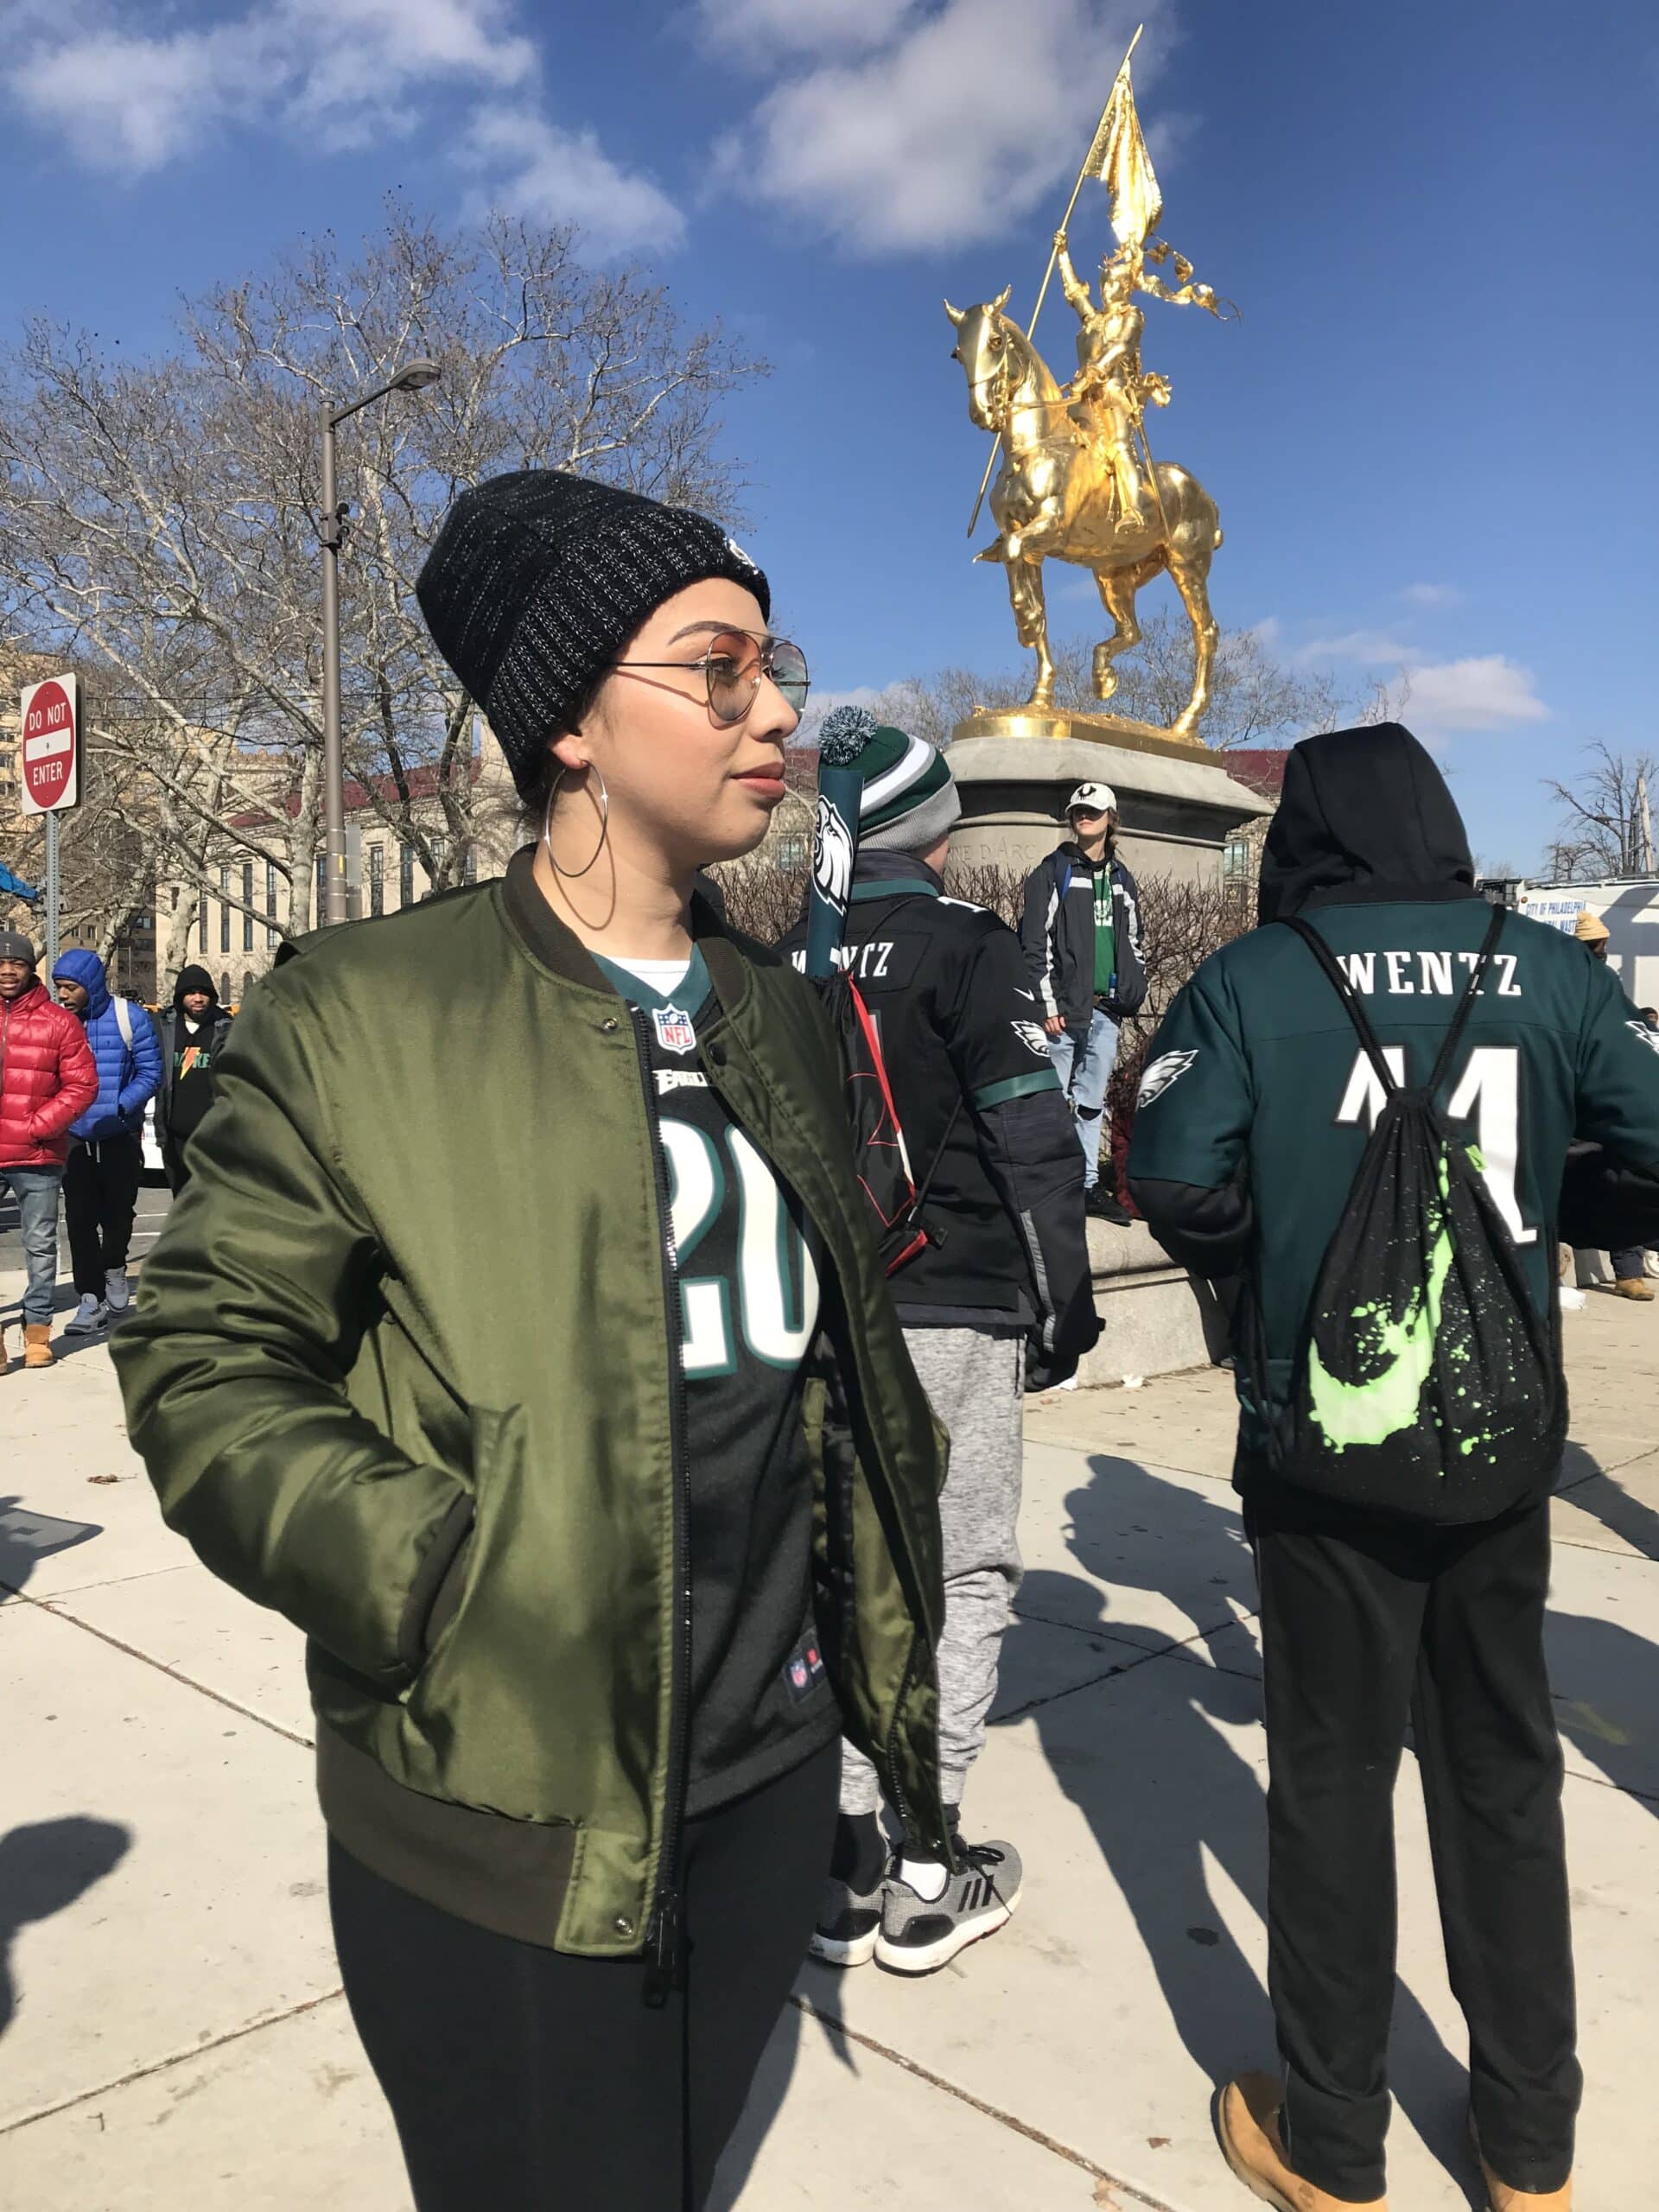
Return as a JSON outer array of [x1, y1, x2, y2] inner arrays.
[[318, 358, 442, 925]]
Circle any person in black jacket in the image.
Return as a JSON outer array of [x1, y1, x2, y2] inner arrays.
[[785, 712, 1099, 1976], [155, 967, 234, 1193], [1019, 781, 1147, 1219], [1128, 726, 1659, 2212]]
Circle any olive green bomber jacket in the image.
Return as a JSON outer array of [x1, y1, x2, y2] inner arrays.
[[111, 852, 952, 1956]]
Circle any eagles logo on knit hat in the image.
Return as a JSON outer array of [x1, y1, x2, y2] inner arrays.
[[416, 469, 771, 799], [816, 704, 961, 855]]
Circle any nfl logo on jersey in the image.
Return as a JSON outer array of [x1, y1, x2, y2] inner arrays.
[[654, 1005, 697, 1054]]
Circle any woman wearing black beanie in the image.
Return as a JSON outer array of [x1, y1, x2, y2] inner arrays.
[[113, 470, 952, 2210]]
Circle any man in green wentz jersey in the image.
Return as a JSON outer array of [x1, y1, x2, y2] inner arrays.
[[1129, 725, 1659, 2212]]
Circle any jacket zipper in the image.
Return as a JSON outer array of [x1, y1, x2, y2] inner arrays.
[[631, 1006, 693, 2009]]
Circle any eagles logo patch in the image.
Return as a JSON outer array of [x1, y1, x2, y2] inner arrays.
[[1137, 1049, 1198, 1106], [1627, 1020, 1659, 1058], [1012, 1020, 1052, 1058]]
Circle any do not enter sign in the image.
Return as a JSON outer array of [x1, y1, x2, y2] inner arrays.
[[20, 674, 79, 815]]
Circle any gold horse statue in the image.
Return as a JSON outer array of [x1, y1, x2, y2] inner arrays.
[[946, 289, 1223, 741]]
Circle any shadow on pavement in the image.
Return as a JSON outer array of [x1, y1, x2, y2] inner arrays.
[[1549, 1611, 1659, 1809], [1005, 1454, 1478, 2199], [1558, 1461, 1659, 1563], [0, 1497, 102, 1597], [0, 1818, 132, 2039]]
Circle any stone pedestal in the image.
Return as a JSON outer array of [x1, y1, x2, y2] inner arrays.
[[947, 709, 1273, 883]]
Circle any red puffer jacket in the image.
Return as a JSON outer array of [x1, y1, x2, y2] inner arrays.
[[0, 981, 99, 1168]]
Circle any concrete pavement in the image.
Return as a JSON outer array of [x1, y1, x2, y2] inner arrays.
[[3, 1206, 1656, 2209]]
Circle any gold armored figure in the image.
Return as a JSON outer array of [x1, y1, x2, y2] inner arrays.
[[1052, 231, 1170, 534], [948, 31, 1235, 735]]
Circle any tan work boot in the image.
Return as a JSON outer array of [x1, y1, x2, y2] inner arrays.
[[1216, 2075, 1386, 2212], [1612, 1276, 1655, 1301], [22, 1322, 55, 1369], [1471, 2114, 1572, 2212]]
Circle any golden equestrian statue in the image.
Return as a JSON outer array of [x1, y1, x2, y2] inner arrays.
[[947, 29, 1234, 742]]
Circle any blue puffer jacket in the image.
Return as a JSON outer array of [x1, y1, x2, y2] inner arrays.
[[51, 950, 162, 1143]]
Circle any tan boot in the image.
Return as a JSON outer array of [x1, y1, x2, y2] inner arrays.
[[22, 1322, 55, 1369], [1613, 1276, 1655, 1301], [1216, 2075, 1387, 2212]]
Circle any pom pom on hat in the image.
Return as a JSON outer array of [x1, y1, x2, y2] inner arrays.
[[815, 709, 960, 855], [817, 703, 878, 766]]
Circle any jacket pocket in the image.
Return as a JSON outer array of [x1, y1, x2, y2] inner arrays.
[[403, 1403, 527, 1731]]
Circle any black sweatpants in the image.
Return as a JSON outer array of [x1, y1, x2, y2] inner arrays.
[[61, 1134, 143, 1297], [329, 1738, 838, 2212], [1250, 1490, 1580, 2203]]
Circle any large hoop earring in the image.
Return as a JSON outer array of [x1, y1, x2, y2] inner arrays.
[[543, 763, 610, 880]]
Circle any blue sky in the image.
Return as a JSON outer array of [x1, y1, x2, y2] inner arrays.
[[2, 0, 1654, 870]]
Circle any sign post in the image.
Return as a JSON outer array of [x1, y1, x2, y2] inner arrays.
[[19, 673, 80, 969]]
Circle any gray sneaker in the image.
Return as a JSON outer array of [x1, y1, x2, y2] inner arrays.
[[875, 1838, 1023, 1974], [809, 1872, 887, 1968]]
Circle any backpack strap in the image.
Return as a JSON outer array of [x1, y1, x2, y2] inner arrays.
[[1426, 902, 1506, 1097], [1276, 915, 1399, 1093], [114, 996, 134, 1052], [1278, 903, 1508, 1102]]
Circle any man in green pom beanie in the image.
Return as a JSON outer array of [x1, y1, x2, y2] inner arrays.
[[786, 706, 1099, 1977]]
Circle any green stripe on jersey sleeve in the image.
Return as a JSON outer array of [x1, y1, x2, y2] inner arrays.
[[975, 1069, 1062, 1111]]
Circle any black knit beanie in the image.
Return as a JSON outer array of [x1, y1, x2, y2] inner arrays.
[[0, 927, 37, 968], [416, 470, 771, 798]]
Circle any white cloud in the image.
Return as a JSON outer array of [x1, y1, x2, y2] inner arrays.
[[1399, 656, 1548, 733], [1299, 629, 1414, 665], [714, 0, 1171, 256], [1400, 582, 1463, 608], [460, 111, 684, 256], [2, 0, 678, 253], [701, 0, 919, 58], [1294, 624, 1548, 734], [10, 0, 535, 172]]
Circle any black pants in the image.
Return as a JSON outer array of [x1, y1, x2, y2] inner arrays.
[[329, 1738, 838, 2211], [1251, 1491, 1579, 2202], [162, 1135, 192, 1195], [61, 1135, 143, 1296]]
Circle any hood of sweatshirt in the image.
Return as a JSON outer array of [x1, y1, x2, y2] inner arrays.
[[1256, 722, 1478, 924], [52, 947, 111, 1020]]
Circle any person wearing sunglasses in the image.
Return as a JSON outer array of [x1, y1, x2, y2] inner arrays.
[[112, 469, 953, 2211]]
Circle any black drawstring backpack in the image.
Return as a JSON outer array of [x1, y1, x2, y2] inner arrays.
[[1244, 904, 1564, 1522]]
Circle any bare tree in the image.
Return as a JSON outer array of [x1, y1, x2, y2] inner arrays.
[[821, 610, 1352, 753], [1544, 741, 1659, 881], [0, 203, 766, 949]]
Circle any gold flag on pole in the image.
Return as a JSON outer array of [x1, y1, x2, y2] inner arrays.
[[1084, 47, 1161, 248]]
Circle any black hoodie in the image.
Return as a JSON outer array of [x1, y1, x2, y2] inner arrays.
[[158, 967, 233, 1143], [1125, 726, 1659, 1435], [1256, 722, 1478, 922]]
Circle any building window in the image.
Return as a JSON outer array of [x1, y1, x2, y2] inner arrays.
[[219, 867, 230, 953], [464, 843, 477, 885], [265, 862, 279, 948], [316, 853, 327, 918], [198, 892, 208, 954], [399, 844, 415, 907], [369, 844, 385, 916], [242, 862, 254, 951], [774, 833, 807, 869], [428, 836, 448, 896], [220, 969, 232, 1002]]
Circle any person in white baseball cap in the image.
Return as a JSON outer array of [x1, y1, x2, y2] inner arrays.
[[1018, 781, 1147, 1218]]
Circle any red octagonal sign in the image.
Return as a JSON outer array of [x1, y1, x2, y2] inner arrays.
[[20, 674, 79, 815]]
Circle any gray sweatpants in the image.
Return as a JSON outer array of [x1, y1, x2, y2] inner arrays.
[[839, 1325, 1024, 1819]]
